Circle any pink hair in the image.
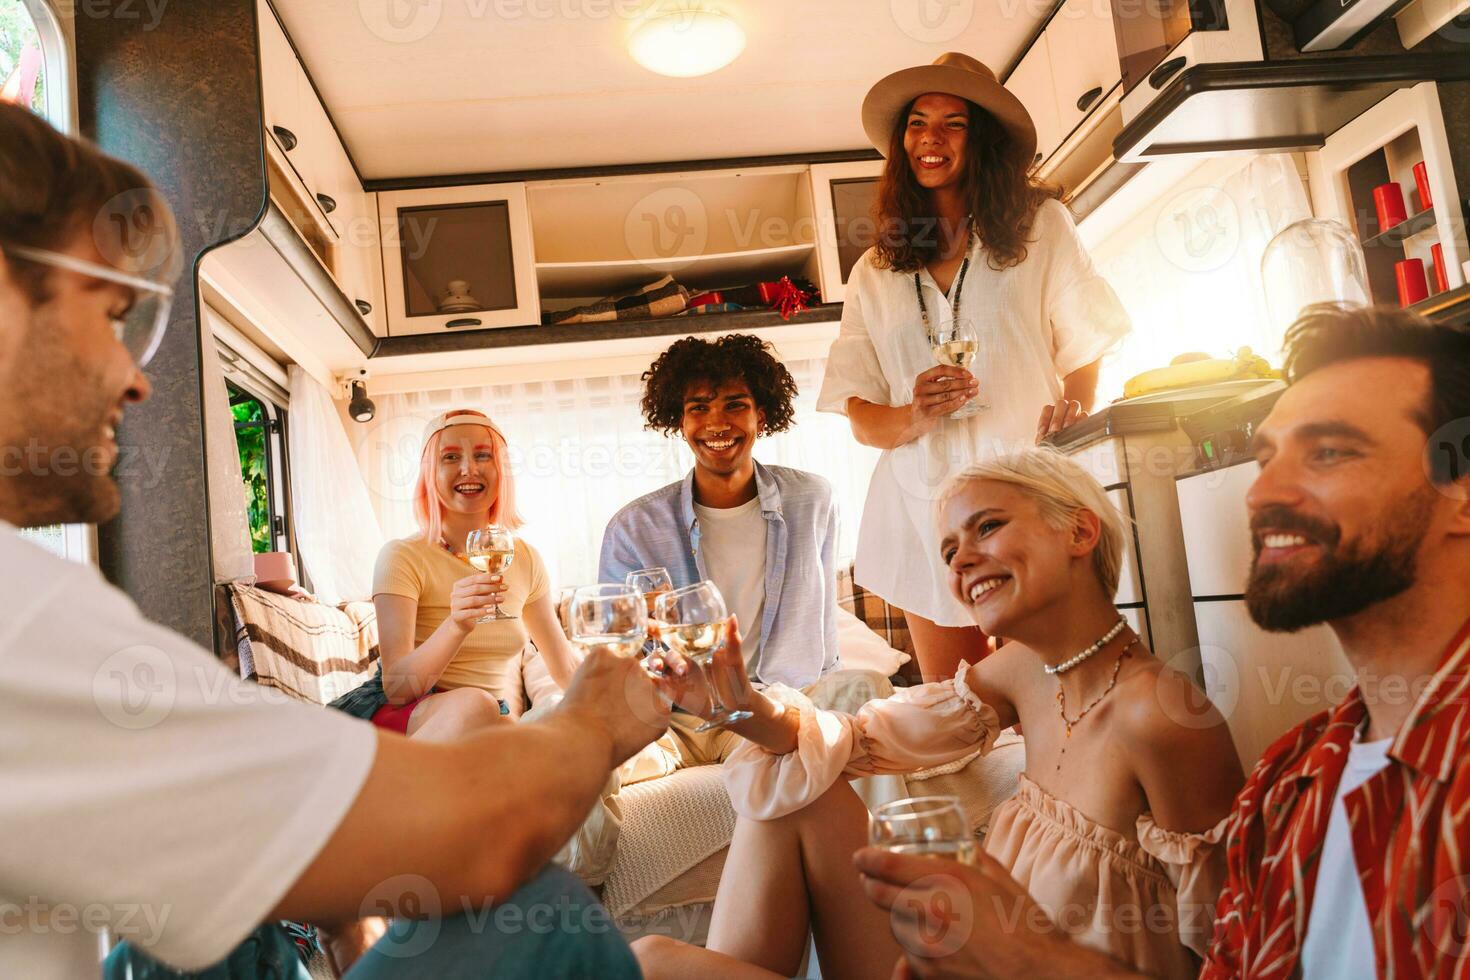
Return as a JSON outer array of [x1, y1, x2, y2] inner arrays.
[[412, 409, 524, 548]]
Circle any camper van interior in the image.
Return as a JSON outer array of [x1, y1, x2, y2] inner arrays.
[[5, 0, 1470, 976]]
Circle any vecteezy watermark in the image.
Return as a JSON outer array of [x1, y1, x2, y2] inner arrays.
[[1156, 644, 1241, 730], [92, 646, 177, 731], [51, 0, 169, 31], [1154, 184, 1242, 275], [1428, 875, 1470, 958], [892, 872, 977, 958], [890, 0, 976, 42], [1424, 417, 1470, 494], [360, 876, 443, 958], [625, 187, 710, 269], [0, 439, 172, 486], [94, 189, 183, 285], [359, 0, 445, 44], [0, 898, 171, 945]]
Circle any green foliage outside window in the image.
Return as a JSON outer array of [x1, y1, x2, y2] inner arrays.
[[230, 391, 273, 553], [0, 1, 47, 114]]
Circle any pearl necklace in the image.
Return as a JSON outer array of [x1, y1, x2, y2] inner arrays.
[[1044, 616, 1128, 676]]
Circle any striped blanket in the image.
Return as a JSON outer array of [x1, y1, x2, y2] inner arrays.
[[225, 583, 379, 705]]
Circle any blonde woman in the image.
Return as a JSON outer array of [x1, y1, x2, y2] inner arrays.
[[635, 448, 1242, 980], [333, 410, 579, 740]]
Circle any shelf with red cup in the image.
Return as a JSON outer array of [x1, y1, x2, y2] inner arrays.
[[1360, 206, 1437, 249]]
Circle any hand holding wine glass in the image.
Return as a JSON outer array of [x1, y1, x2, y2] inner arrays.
[[465, 525, 516, 623], [928, 317, 987, 420], [650, 581, 754, 732]]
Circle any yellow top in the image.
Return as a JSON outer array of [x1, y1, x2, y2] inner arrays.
[[372, 534, 549, 708]]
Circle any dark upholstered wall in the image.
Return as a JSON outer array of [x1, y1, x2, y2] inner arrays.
[[76, 0, 268, 648]]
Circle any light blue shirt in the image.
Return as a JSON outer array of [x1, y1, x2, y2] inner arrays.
[[598, 461, 841, 688]]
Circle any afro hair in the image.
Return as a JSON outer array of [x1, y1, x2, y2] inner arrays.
[[640, 334, 799, 435]]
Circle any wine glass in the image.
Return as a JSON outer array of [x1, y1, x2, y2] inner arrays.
[[465, 525, 516, 623], [652, 581, 753, 732], [869, 796, 977, 864], [625, 567, 675, 617], [569, 584, 647, 659], [929, 317, 988, 420]]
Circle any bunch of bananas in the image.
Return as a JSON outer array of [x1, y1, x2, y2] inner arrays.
[[1122, 347, 1279, 400]]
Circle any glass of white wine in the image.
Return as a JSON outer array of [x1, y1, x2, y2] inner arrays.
[[929, 317, 987, 420], [625, 567, 674, 618], [652, 580, 753, 732], [869, 796, 977, 864], [569, 584, 647, 659], [465, 525, 516, 623]]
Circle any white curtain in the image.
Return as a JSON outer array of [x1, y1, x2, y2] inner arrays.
[[200, 317, 255, 584], [1088, 154, 1314, 402], [287, 366, 385, 603], [352, 359, 881, 590]]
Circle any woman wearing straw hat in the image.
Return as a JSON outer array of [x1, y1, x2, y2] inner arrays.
[[819, 52, 1131, 682]]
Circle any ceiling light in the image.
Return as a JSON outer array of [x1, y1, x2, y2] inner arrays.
[[628, 8, 745, 78]]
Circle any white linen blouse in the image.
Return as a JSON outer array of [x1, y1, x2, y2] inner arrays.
[[817, 199, 1130, 625]]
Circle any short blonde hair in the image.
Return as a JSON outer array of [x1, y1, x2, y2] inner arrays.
[[936, 448, 1129, 597]]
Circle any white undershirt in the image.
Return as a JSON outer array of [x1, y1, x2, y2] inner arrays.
[[693, 496, 767, 668], [1299, 728, 1394, 979]]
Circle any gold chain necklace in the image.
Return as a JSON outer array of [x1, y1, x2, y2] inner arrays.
[[1054, 637, 1139, 772]]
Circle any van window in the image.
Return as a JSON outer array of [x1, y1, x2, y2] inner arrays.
[[228, 381, 292, 554], [0, 0, 47, 115]]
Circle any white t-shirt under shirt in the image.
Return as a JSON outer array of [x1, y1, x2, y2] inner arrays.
[[0, 522, 376, 978], [1299, 729, 1394, 978], [693, 497, 766, 666]]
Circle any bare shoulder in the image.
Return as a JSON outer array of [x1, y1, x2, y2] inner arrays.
[[1112, 656, 1235, 762]]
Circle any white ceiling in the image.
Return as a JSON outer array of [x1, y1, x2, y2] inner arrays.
[[274, 0, 1045, 180]]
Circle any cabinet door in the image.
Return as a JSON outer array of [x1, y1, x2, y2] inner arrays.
[[1193, 600, 1349, 768], [378, 183, 541, 335], [1178, 462, 1259, 597], [1004, 35, 1064, 168], [1109, 487, 1145, 606], [809, 160, 884, 304], [1047, 0, 1122, 139], [258, 0, 301, 159]]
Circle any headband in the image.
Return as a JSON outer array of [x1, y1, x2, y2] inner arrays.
[[420, 411, 506, 456]]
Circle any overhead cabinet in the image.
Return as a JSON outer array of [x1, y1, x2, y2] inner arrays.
[[809, 160, 884, 304], [1046, 0, 1122, 138], [377, 183, 541, 336], [1005, 34, 1065, 167], [256, 0, 385, 336]]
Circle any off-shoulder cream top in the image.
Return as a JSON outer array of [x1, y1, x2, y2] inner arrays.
[[723, 662, 1226, 978]]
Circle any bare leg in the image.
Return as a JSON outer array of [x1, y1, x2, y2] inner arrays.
[[405, 687, 508, 742], [903, 610, 990, 683], [634, 781, 900, 980]]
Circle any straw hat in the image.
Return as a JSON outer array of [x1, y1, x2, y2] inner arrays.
[[862, 52, 1037, 167]]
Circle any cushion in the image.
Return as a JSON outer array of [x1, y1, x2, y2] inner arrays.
[[836, 607, 910, 677], [837, 565, 913, 657], [224, 584, 379, 706]]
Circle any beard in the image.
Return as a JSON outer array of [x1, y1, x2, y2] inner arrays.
[[1245, 489, 1435, 632]]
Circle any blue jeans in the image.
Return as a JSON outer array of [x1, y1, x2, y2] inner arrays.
[[104, 866, 641, 979]]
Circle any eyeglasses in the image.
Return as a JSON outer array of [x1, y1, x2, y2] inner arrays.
[[5, 244, 175, 367]]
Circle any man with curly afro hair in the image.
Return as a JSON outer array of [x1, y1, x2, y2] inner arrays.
[[599, 333, 859, 761]]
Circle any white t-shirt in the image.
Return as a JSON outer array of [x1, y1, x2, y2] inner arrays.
[[817, 200, 1131, 625], [1299, 730, 1394, 979], [0, 523, 377, 978], [693, 497, 767, 666]]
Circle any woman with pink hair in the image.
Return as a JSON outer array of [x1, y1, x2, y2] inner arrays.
[[333, 409, 579, 741]]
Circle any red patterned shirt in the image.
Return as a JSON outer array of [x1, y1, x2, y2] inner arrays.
[[1200, 619, 1470, 978]]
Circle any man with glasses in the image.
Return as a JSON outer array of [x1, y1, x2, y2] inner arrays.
[[0, 104, 661, 978]]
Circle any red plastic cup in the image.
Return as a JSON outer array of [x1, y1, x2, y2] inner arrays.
[[1431, 243, 1448, 293], [1413, 161, 1433, 212], [1374, 183, 1408, 232], [1396, 258, 1429, 307]]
